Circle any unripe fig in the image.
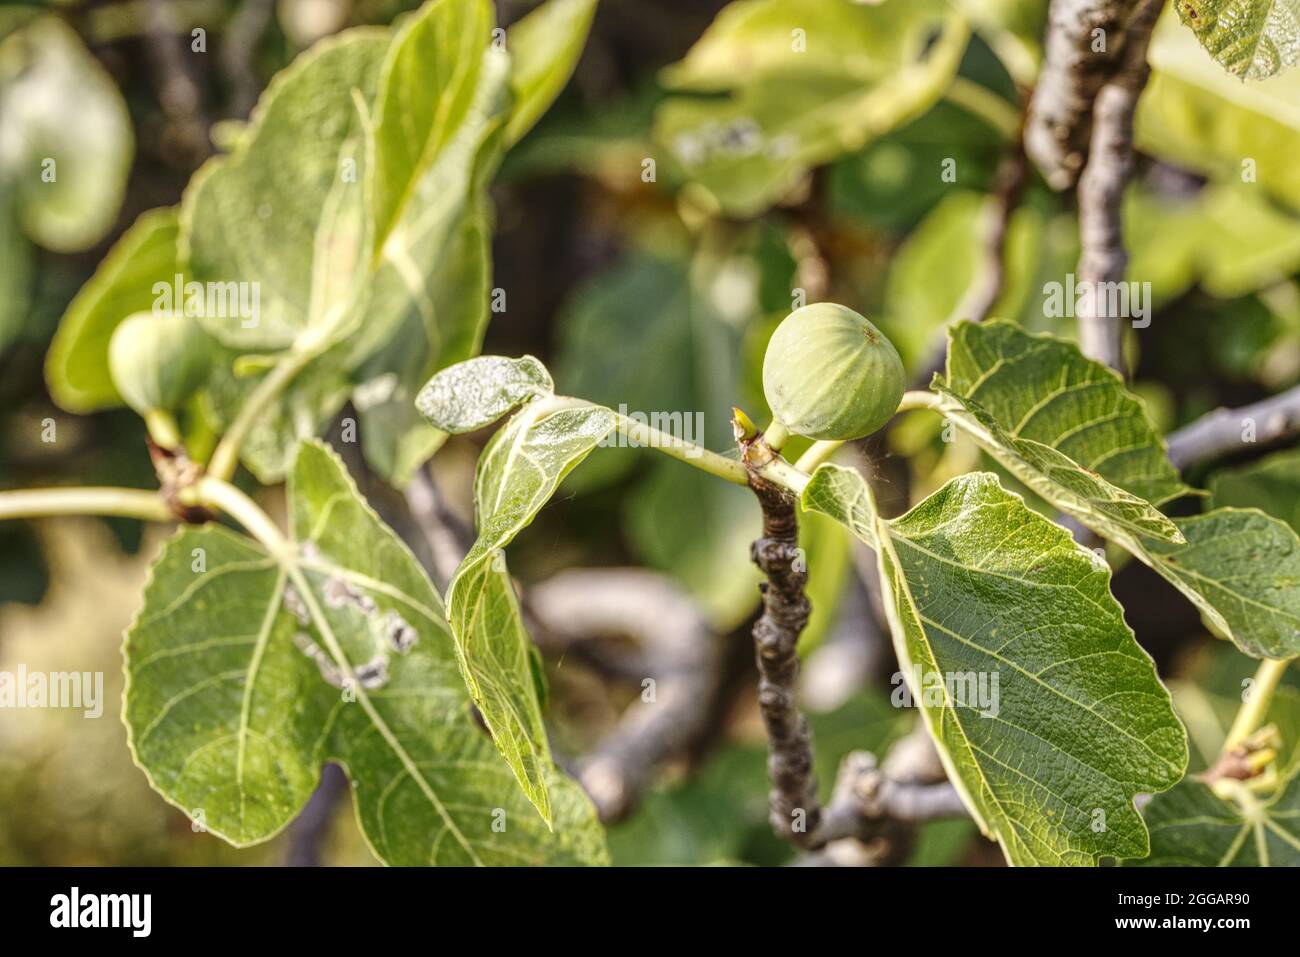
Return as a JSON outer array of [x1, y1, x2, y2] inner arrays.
[[108, 313, 211, 415], [762, 303, 904, 441]]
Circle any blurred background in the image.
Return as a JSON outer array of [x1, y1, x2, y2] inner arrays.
[[2, 0, 1299, 865]]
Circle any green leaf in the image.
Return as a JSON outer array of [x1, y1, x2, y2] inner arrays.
[[1146, 509, 1300, 660], [1176, 0, 1300, 80], [355, 199, 492, 486], [935, 320, 1190, 539], [183, 29, 386, 351], [802, 465, 1188, 866], [446, 398, 617, 822], [353, 0, 513, 479], [184, 1, 514, 481], [504, 0, 599, 146], [935, 320, 1300, 660], [0, 16, 133, 252], [1210, 447, 1300, 533], [653, 0, 968, 216], [1127, 769, 1300, 866], [368, 0, 505, 257], [416, 354, 554, 433], [124, 440, 607, 865], [1140, 6, 1300, 210], [45, 208, 181, 413]]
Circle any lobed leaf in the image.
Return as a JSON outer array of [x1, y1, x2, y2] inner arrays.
[[935, 320, 1300, 659], [445, 398, 617, 823], [936, 320, 1192, 510], [124, 440, 607, 865], [802, 464, 1188, 866]]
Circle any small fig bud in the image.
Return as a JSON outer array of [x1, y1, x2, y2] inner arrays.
[[109, 313, 211, 415], [761, 303, 904, 441]]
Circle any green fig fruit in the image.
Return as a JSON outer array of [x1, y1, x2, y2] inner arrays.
[[762, 303, 904, 441], [108, 312, 211, 415]]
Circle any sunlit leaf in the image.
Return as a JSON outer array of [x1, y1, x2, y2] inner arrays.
[[934, 320, 1189, 538], [504, 0, 599, 146], [803, 464, 1188, 866], [416, 354, 554, 433], [182, 29, 386, 351], [445, 398, 617, 823], [935, 320, 1300, 659]]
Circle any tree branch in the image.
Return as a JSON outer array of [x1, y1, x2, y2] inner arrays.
[[814, 751, 970, 842], [741, 434, 822, 847], [1073, 0, 1162, 373], [800, 723, 969, 864], [1025, 0, 1136, 190], [403, 466, 474, 591], [910, 136, 1028, 390], [1165, 383, 1300, 469]]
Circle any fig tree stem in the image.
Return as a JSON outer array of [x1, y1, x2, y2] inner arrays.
[[190, 476, 292, 557], [0, 486, 174, 523], [792, 392, 942, 473], [794, 440, 842, 473], [1224, 658, 1292, 753], [207, 348, 316, 482], [744, 457, 821, 847], [897, 390, 941, 412], [612, 411, 748, 485], [762, 420, 790, 453]]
